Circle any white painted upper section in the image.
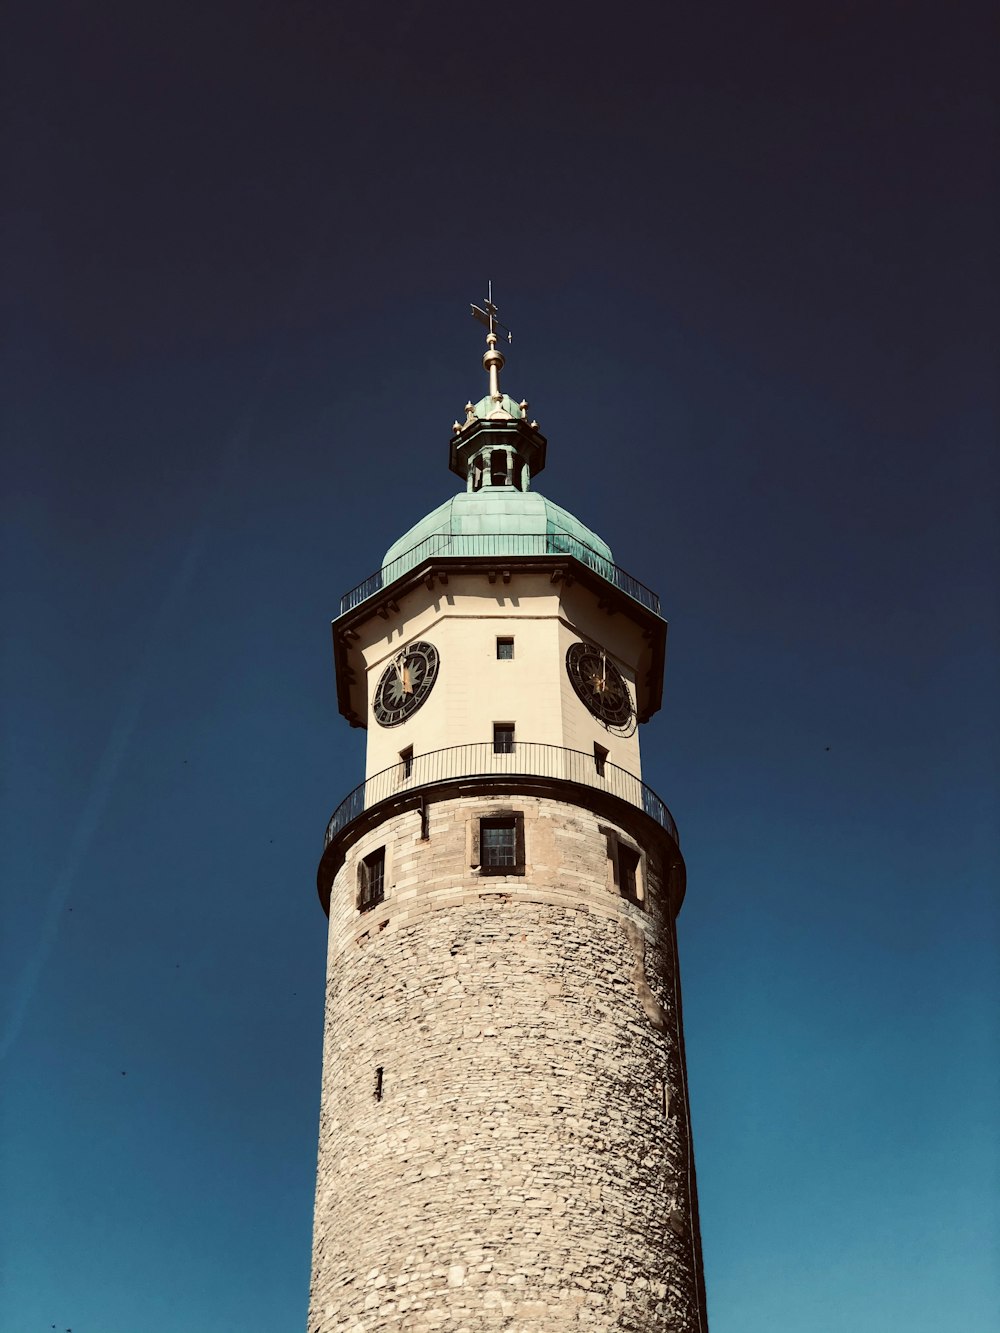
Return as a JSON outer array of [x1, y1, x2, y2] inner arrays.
[[355, 573, 645, 782]]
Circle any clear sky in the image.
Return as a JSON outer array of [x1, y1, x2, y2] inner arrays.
[[2, 3, 997, 1331]]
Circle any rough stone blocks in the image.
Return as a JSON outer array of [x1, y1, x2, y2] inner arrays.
[[308, 794, 706, 1332]]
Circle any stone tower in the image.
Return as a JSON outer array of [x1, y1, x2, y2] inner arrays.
[[309, 307, 708, 1333]]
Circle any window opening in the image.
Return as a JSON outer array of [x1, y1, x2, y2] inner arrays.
[[374, 1066, 384, 1101], [400, 746, 414, 778], [490, 450, 508, 486], [655, 1077, 669, 1116], [618, 844, 641, 904], [358, 847, 385, 912], [496, 636, 514, 660], [482, 821, 517, 868], [475, 810, 525, 876], [493, 722, 515, 754], [472, 458, 483, 492], [594, 743, 608, 777]]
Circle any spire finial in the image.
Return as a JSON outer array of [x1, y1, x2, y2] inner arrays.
[[470, 281, 513, 404]]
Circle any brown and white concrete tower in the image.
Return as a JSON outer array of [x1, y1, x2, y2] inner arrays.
[[309, 302, 709, 1333]]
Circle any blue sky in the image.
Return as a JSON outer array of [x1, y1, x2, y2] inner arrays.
[[2, 2, 997, 1331]]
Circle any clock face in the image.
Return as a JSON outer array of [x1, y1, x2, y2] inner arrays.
[[566, 641, 635, 732], [372, 640, 440, 727]]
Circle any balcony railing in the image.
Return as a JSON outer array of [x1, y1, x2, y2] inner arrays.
[[339, 530, 661, 617], [323, 741, 678, 848]]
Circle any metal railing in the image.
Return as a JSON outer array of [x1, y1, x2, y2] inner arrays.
[[323, 740, 678, 848], [339, 530, 661, 616]]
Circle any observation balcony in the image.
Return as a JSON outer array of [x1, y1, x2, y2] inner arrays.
[[339, 530, 661, 618], [322, 739, 678, 852]]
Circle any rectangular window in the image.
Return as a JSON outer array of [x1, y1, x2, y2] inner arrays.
[[357, 847, 385, 912], [618, 844, 641, 904], [496, 636, 514, 660], [482, 822, 516, 867], [594, 743, 608, 777], [493, 722, 515, 754], [490, 450, 509, 486], [399, 746, 413, 778], [479, 812, 526, 875]]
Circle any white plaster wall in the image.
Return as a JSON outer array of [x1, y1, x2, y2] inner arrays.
[[357, 574, 644, 782]]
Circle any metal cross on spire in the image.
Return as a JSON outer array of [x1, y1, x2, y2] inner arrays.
[[470, 280, 513, 344]]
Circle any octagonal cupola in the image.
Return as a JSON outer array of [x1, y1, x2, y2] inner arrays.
[[448, 330, 547, 490]]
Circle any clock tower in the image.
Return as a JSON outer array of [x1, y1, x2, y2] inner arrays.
[[309, 307, 709, 1332]]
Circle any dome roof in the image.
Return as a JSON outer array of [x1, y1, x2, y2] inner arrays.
[[468, 391, 525, 421], [382, 488, 614, 577]]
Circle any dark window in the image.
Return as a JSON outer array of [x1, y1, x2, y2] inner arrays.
[[357, 847, 385, 912], [472, 458, 483, 492], [493, 722, 515, 754], [618, 844, 641, 904], [594, 742, 608, 777], [374, 1066, 384, 1101], [482, 822, 516, 867], [490, 450, 508, 486], [400, 746, 413, 778], [600, 825, 645, 907], [496, 637, 514, 660], [479, 812, 526, 875]]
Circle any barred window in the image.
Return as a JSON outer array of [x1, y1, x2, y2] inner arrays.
[[482, 822, 517, 867], [477, 812, 526, 876], [357, 847, 385, 912], [493, 722, 515, 754]]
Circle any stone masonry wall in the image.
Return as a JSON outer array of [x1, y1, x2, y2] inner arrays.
[[308, 793, 706, 1333]]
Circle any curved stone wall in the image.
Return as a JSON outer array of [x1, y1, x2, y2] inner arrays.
[[308, 792, 706, 1333]]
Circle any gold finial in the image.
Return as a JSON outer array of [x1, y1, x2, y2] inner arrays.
[[484, 333, 504, 402]]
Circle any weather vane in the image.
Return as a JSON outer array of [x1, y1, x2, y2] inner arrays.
[[470, 280, 512, 344]]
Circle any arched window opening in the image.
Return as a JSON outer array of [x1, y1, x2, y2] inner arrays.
[[490, 450, 508, 487]]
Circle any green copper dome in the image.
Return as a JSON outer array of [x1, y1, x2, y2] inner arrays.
[[468, 391, 525, 421], [380, 314, 614, 587], [382, 488, 614, 577]]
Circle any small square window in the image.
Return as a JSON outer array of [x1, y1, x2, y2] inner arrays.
[[477, 812, 525, 875], [493, 722, 515, 754], [357, 847, 385, 912], [496, 637, 514, 661], [594, 743, 608, 777], [400, 746, 413, 778]]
